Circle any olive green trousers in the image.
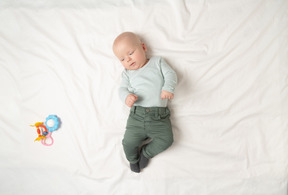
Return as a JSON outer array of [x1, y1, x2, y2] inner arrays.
[[122, 106, 174, 164]]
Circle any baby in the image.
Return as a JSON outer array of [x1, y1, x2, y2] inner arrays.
[[113, 32, 177, 173]]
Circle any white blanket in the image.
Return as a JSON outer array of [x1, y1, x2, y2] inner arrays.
[[1, 0, 287, 194]]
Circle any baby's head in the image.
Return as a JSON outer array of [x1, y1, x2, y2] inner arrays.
[[113, 32, 148, 70]]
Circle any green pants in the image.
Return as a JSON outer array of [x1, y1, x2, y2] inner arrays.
[[122, 106, 174, 164]]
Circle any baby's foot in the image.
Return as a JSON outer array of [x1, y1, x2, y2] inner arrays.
[[139, 152, 149, 169], [130, 163, 140, 173]]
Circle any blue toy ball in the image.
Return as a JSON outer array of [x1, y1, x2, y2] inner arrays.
[[45, 115, 60, 132]]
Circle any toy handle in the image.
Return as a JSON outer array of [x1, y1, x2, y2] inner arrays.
[[41, 132, 54, 146]]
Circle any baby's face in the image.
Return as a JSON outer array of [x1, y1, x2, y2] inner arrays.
[[114, 38, 148, 70]]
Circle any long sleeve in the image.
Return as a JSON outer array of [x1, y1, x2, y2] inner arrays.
[[118, 71, 131, 104], [160, 58, 177, 93]]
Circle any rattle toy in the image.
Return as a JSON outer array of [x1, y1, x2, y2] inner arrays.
[[30, 115, 61, 146]]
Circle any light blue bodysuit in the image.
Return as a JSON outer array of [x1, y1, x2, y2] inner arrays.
[[119, 56, 177, 107]]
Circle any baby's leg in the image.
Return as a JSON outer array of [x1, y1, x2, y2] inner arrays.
[[122, 132, 146, 164], [139, 145, 149, 169], [142, 116, 174, 159], [122, 113, 146, 172]]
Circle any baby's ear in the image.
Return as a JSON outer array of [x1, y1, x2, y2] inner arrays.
[[141, 43, 147, 52]]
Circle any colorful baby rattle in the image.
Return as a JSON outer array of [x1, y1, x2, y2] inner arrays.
[[30, 115, 61, 146]]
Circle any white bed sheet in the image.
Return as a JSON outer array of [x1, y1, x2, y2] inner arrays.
[[0, 0, 288, 194]]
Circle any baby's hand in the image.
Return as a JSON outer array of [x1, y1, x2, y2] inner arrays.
[[161, 90, 174, 100], [125, 94, 138, 107]]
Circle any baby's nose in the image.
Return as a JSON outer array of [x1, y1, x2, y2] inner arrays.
[[127, 56, 132, 62]]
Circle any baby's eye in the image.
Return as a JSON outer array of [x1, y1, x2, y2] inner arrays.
[[129, 51, 134, 55], [120, 58, 124, 61]]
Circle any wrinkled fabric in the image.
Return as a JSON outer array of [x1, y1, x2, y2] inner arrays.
[[0, 0, 287, 195]]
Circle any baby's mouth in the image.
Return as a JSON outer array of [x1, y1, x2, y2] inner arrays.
[[130, 62, 136, 66]]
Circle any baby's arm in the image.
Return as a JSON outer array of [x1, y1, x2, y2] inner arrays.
[[160, 58, 177, 99], [119, 71, 138, 107], [119, 72, 132, 104]]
